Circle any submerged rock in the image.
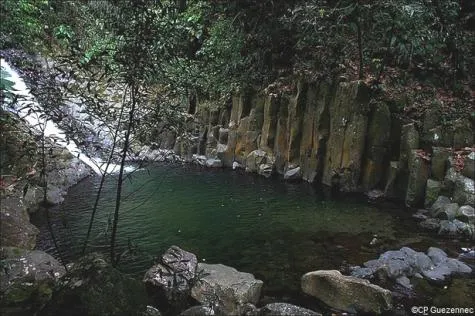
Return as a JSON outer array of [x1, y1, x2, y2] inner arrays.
[[191, 263, 263, 315], [301, 270, 392, 314]]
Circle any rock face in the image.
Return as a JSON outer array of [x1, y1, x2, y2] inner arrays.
[[1, 196, 40, 249], [258, 303, 321, 316], [174, 79, 473, 207], [144, 246, 198, 309], [301, 270, 392, 314], [322, 82, 369, 191], [0, 247, 66, 314], [350, 247, 472, 286], [191, 263, 263, 315]]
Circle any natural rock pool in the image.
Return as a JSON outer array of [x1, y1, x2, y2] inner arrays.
[[31, 164, 474, 308]]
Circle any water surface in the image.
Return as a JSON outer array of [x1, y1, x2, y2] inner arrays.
[[31, 164, 472, 298]]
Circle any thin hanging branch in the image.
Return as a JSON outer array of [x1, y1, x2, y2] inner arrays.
[[82, 86, 127, 255]]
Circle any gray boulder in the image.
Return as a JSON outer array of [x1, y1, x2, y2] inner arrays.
[[0, 247, 66, 313], [283, 167, 301, 181], [456, 205, 475, 223], [191, 263, 263, 315], [435, 203, 459, 220], [205, 158, 223, 168], [179, 305, 215, 316], [258, 303, 321, 316], [301, 270, 392, 314], [351, 247, 472, 287], [453, 175, 475, 206], [245, 150, 267, 173], [418, 218, 440, 231], [422, 248, 472, 283], [192, 155, 207, 166], [144, 246, 198, 306], [430, 196, 451, 216], [438, 220, 474, 239], [258, 164, 273, 178]]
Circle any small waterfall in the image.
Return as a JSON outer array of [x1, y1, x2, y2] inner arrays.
[[1, 58, 134, 175]]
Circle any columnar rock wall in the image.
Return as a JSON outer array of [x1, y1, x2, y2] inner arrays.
[[173, 80, 474, 208]]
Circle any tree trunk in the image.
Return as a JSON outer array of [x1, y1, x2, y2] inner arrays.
[[110, 84, 137, 266]]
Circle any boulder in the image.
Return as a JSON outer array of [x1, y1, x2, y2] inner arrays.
[[430, 196, 451, 216], [423, 247, 472, 283], [232, 161, 243, 170], [205, 158, 223, 168], [283, 167, 301, 181], [456, 205, 475, 223], [418, 218, 440, 231], [453, 175, 475, 206], [144, 246, 198, 309], [424, 179, 442, 208], [191, 263, 263, 315], [435, 203, 459, 220], [192, 155, 207, 166], [179, 305, 215, 316], [462, 152, 475, 180], [245, 150, 268, 173], [41, 253, 149, 316], [351, 247, 472, 287], [258, 164, 273, 178], [0, 247, 66, 314], [258, 303, 321, 316], [301, 270, 392, 314], [438, 220, 474, 239]]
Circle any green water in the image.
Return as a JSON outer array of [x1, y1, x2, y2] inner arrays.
[[31, 164, 470, 297]]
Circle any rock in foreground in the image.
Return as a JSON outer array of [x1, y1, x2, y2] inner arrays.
[[144, 246, 198, 309], [191, 263, 263, 315], [258, 303, 321, 316], [301, 270, 392, 314]]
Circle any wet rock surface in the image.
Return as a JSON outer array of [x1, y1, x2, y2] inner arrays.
[[144, 246, 198, 310], [191, 263, 263, 316], [350, 247, 472, 287], [258, 303, 321, 316], [301, 270, 392, 314], [0, 247, 66, 315]]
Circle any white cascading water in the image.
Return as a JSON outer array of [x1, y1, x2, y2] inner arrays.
[[1, 58, 134, 175]]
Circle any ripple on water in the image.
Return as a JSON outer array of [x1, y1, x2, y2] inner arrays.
[[31, 164, 473, 298]]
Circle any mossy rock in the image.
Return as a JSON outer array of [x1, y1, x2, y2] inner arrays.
[[39, 253, 150, 316]]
